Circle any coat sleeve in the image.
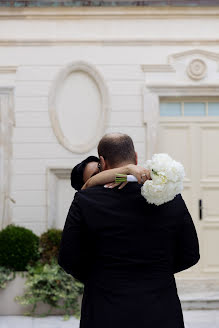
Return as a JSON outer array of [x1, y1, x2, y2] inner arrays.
[[173, 196, 200, 274], [58, 192, 91, 284]]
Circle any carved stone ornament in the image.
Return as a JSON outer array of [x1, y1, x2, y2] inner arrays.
[[49, 61, 110, 154], [187, 58, 207, 81]]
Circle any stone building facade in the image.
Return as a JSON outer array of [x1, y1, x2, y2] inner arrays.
[[0, 2, 219, 286]]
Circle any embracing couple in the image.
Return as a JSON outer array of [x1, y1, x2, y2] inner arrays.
[[58, 133, 200, 328]]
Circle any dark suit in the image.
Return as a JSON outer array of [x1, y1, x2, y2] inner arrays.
[[58, 183, 200, 328]]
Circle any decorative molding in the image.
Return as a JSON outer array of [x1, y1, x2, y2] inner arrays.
[[142, 86, 159, 160], [186, 59, 207, 81], [142, 84, 219, 159], [48, 60, 110, 154], [141, 50, 219, 159], [0, 88, 15, 230], [159, 116, 219, 123], [1, 39, 219, 46], [1, 7, 219, 19], [46, 166, 74, 230], [142, 50, 219, 83], [141, 64, 175, 73], [169, 49, 219, 62], [146, 85, 219, 96], [48, 167, 72, 179], [0, 66, 17, 74]]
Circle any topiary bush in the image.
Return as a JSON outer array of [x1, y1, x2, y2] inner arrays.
[[0, 224, 39, 271], [39, 229, 62, 264]]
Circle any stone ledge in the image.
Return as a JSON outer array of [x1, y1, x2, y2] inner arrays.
[[1, 275, 219, 314], [176, 279, 219, 310]]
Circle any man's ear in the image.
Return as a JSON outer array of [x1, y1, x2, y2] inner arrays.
[[135, 152, 138, 165], [99, 156, 107, 171]]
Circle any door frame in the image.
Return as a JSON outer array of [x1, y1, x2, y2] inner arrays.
[[0, 88, 15, 229], [142, 85, 219, 160]]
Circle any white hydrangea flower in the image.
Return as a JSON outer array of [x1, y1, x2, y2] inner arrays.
[[141, 153, 185, 206]]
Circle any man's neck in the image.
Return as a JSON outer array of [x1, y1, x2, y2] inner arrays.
[[106, 161, 135, 170]]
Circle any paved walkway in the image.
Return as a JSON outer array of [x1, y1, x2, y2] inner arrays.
[[0, 311, 219, 328], [0, 310, 219, 328]]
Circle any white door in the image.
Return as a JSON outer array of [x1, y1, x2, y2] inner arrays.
[[157, 100, 219, 279]]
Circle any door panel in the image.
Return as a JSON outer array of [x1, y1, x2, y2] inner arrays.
[[157, 125, 192, 180], [199, 125, 219, 275], [202, 226, 219, 273], [181, 185, 193, 214], [158, 120, 219, 278], [201, 127, 219, 179], [202, 187, 219, 221]]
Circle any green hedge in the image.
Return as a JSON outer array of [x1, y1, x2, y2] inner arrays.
[[0, 224, 39, 271], [0, 225, 84, 318], [39, 229, 62, 264]]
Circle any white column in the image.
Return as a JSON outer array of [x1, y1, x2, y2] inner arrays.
[[0, 91, 15, 229]]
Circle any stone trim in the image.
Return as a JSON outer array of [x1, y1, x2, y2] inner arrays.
[[1, 39, 219, 46], [48, 61, 110, 154], [142, 84, 219, 159], [169, 49, 219, 63], [46, 167, 72, 230], [1, 6, 219, 18], [0, 88, 16, 229], [141, 65, 175, 73]]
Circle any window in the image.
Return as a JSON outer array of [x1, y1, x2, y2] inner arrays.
[[160, 100, 219, 117]]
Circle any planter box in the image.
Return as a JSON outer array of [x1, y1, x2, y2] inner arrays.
[[0, 272, 82, 316], [2, 274, 219, 315]]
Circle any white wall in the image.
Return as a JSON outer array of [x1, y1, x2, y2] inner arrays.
[[1, 6, 219, 234]]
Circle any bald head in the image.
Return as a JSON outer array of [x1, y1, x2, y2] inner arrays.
[[98, 133, 137, 168]]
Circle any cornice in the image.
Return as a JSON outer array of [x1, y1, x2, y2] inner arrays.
[[0, 87, 14, 94], [141, 64, 175, 72], [0, 66, 17, 74], [1, 7, 219, 19], [146, 84, 219, 96], [0, 39, 219, 46]]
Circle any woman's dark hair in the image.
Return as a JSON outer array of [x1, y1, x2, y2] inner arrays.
[[71, 156, 99, 191]]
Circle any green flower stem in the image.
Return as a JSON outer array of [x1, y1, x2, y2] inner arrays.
[[115, 174, 127, 183]]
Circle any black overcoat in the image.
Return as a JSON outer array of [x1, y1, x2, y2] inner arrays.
[[58, 183, 200, 328]]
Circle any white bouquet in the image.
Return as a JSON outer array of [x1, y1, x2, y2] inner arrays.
[[116, 153, 185, 206]]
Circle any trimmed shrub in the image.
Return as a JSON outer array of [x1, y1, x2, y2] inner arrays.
[[39, 229, 62, 264], [0, 224, 39, 271]]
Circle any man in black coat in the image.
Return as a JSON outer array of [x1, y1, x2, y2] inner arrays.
[[58, 133, 200, 328]]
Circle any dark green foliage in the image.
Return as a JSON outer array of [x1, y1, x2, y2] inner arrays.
[[0, 225, 84, 319], [0, 224, 39, 271], [39, 229, 62, 264], [0, 266, 16, 288], [15, 259, 84, 318]]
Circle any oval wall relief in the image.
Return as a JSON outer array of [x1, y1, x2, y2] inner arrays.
[[49, 61, 109, 153]]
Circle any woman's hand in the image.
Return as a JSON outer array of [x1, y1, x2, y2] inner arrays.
[[126, 164, 151, 184], [104, 164, 151, 189]]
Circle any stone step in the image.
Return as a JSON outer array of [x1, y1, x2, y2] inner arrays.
[[176, 279, 219, 310]]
